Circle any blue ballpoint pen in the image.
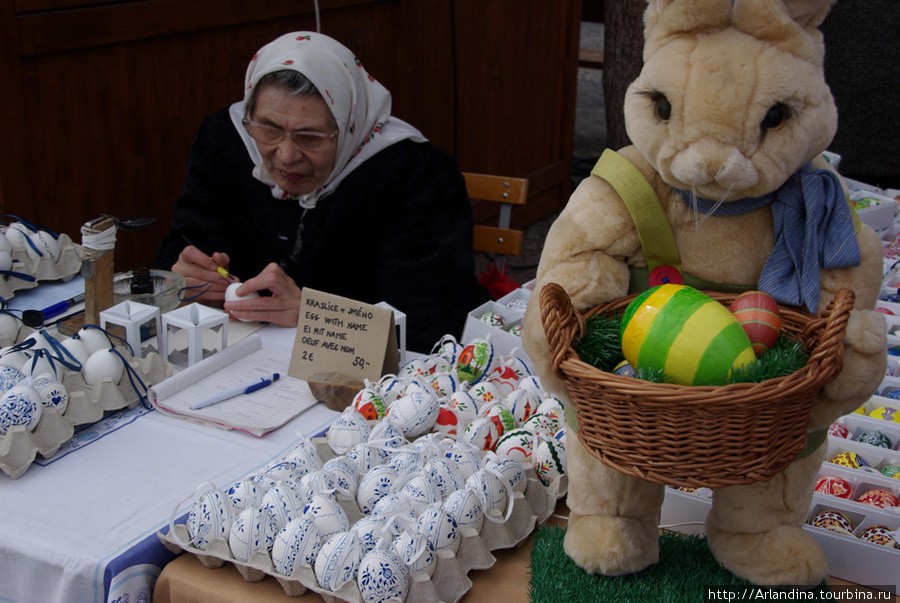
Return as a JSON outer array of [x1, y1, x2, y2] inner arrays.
[[189, 373, 281, 410], [40, 293, 85, 321]]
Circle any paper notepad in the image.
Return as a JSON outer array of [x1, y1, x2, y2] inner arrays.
[[147, 334, 317, 436]]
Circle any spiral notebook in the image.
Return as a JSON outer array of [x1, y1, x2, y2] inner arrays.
[[147, 334, 317, 436]]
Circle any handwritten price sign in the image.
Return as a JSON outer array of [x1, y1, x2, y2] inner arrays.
[[289, 288, 399, 382]]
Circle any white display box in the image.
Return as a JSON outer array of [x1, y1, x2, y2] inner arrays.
[[660, 486, 900, 595], [805, 496, 900, 595], [461, 301, 524, 357], [497, 287, 531, 317]]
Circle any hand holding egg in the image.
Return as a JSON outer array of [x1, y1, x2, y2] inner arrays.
[[223, 263, 300, 327]]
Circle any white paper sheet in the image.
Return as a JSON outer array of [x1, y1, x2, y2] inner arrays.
[[147, 334, 317, 436]]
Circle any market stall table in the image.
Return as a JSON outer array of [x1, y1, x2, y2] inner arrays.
[[152, 502, 899, 603], [0, 323, 339, 603], [153, 500, 568, 603]]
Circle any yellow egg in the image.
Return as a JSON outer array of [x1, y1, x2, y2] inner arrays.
[[620, 284, 756, 386]]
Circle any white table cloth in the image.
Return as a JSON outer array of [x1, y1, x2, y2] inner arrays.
[[0, 324, 339, 603]]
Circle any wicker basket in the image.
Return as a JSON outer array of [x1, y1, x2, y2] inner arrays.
[[539, 283, 854, 489]]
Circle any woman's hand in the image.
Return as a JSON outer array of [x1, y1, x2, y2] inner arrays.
[[172, 245, 235, 300], [223, 262, 301, 327]]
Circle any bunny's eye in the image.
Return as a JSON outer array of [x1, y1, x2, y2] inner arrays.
[[761, 103, 792, 131], [652, 94, 672, 123]]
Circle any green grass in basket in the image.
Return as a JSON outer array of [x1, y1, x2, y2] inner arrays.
[[527, 525, 829, 603], [575, 315, 808, 385]]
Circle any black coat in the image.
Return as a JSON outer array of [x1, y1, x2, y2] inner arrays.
[[154, 109, 489, 352]]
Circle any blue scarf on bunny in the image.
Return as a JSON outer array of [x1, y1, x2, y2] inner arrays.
[[674, 163, 860, 314]]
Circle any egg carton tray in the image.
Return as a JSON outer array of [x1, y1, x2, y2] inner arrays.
[[0, 347, 172, 479], [158, 439, 565, 602], [0, 232, 82, 301]]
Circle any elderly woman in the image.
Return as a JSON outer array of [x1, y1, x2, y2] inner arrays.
[[154, 32, 488, 352]]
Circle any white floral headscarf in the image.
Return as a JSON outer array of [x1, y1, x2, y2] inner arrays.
[[228, 31, 427, 208]]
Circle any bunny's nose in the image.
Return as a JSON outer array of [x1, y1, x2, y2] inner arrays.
[[670, 141, 759, 191], [715, 148, 759, 190]]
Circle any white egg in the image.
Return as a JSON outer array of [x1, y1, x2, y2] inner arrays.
[[187, 488, 234, 551], [315, 531, 361, 592], [224, 282, 260, 302], [224, 282, 260, 323], [33, 375, 68, 413], [21, 351, 64, 380], [0, 350, 29, 371], [60, 337, 90, 367], [23, 330, 56, 352], [0, 364, 26, 395], [0, 231, 11, 255], [272, 516, 321, 575], [228, 506, 278, 562], [77, 327, 112, 355], [0, 250, 12, 272], [4, 224, 31, 252], [82, 349, 124, 386], [0, 312, 20, 342], [25, 231, 61, 262], [0, 384, 42, 433]]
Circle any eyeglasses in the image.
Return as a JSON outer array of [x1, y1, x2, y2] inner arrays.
[[241, 118, 338, 152]]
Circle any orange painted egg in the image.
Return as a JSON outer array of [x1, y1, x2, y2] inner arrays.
[[728, 291, 781, 356]]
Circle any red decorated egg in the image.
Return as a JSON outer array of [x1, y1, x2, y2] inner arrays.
[[814, 475, 852, 499], [856, 488, 900, 508], [828, 422, 850, 439], [433, 405, 460, 436], [729, 291, 781, 356]]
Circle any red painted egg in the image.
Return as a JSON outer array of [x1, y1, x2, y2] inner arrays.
[[729, 291, 781, 356]]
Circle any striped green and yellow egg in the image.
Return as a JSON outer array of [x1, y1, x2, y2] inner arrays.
[[620, 284, 756, 386]]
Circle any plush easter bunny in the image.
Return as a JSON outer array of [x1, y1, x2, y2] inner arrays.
[[522, 0, 887, 586]]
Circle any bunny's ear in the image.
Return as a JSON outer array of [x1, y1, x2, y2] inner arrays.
[[732, 0, 834, 61], [643, 0, 732, 56]]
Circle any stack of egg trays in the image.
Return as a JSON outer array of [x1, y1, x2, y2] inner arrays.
[[803, 428, 900, 594], [0, 230, 82, 301], [159, 437, 565, 602], [0, 346, 172, 479]]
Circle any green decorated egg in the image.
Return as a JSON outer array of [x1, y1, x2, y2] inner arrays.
[[620, 284, 756, 386], [455, 338, 495, 384]]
